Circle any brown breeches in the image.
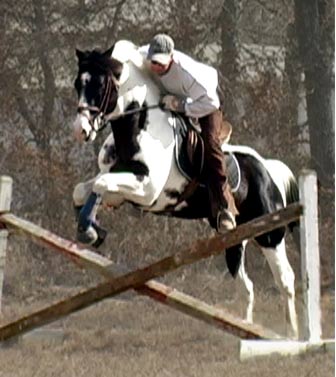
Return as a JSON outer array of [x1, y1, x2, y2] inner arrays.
[[199, 110, 238, 219]]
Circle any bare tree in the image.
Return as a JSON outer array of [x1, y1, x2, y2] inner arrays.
[[0, 0, 333, 282], [219, 0, 241, 120], [294, 0, 335, 187]]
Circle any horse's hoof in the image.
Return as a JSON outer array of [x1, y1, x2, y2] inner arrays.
[[91, 223, 107, 248], [77, 225, 98, 245]]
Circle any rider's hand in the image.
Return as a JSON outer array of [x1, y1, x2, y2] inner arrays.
[[160, 95, 185, 113]]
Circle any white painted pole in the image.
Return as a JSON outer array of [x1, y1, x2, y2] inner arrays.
[[299, 169, 321, 342], [0, 176, 13, 314]]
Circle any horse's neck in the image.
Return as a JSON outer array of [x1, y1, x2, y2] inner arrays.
[[122, 63, 160, 105], [111, 41, 160, 104], [111, 41, 173, 148]]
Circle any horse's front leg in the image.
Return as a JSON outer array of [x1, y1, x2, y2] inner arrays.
[[72, 177, 95, 215], [73, 177, 107, 247], [93, 172, 153, 207], [77, 171, 153, 246], [77, 192, 107, 246]]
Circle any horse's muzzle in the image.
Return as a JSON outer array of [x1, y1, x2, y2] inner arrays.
[[73, 114, 95, 142]]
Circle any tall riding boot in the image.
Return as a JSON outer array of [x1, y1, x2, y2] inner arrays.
[[199, 110, 238, 232]]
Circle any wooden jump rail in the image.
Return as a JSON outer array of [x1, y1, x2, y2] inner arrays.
[[0, 172, 334, 358], [0, 200, 301, 342]]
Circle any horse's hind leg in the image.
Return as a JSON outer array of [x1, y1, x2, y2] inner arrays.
[[226, 241, 255, 322], [260, 239, 298, 339], [235, 241, 254, 323]]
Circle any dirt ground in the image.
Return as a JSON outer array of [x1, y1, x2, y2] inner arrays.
[[0, 245, 334, 377]]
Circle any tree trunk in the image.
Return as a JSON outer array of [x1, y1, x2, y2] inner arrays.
[[219, 0, 241, 121], [294, 0, 334, 188]]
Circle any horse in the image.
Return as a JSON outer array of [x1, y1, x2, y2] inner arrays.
[[72, 40, 299, 338]]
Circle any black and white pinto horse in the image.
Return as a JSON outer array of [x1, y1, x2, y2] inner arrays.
[[72, 41, 299, 338]]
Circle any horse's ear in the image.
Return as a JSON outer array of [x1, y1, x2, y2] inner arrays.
[[103, 45, 114, 58], [76, 49, 87, 62]]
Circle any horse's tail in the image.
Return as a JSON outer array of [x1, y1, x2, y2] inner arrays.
[[264, 159, 298, 205], [265, 159, 300, 249], [283, 167, 299, 207], [283, 169, 300, 244]]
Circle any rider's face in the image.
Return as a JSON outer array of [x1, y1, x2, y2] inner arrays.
[[149, 60, 171, 75]]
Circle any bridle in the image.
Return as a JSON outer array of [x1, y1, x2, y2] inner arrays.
[[77, 72, 120, 135], [76, 67, 161, 138]]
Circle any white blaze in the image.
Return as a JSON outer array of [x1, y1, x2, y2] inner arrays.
[[73, 113, 90, 142]]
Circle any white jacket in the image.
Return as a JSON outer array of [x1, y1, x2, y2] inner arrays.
[[139, 45, 220, 118]]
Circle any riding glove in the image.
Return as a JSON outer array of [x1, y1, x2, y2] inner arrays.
[[161, 95, 185, 113]]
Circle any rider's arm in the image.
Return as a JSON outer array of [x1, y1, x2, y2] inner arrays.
[[183, 81, 220, 118], [169, 53, 220, 118]]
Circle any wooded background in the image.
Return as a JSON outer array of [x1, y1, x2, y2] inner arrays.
[[0, 0, 334, 289]]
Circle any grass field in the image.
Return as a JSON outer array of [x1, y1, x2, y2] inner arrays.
[[0, 260, 334, 377]]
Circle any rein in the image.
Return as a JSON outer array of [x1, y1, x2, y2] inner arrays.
[[97, 104, 161, 132], [104, 104, 161, 121]]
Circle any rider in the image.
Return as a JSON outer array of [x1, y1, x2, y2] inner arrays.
[[141, 33, 238, 232]]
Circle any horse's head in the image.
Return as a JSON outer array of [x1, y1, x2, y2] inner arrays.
[[73, 46, 123, 142]]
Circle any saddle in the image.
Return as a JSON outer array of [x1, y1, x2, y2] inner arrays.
[[172, 114, 240, 202]]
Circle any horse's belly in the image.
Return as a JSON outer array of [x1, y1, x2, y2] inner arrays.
[[145, 161, 188, 212]]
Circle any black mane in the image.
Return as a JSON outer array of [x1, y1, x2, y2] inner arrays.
[[77, 49, 123, 79]]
